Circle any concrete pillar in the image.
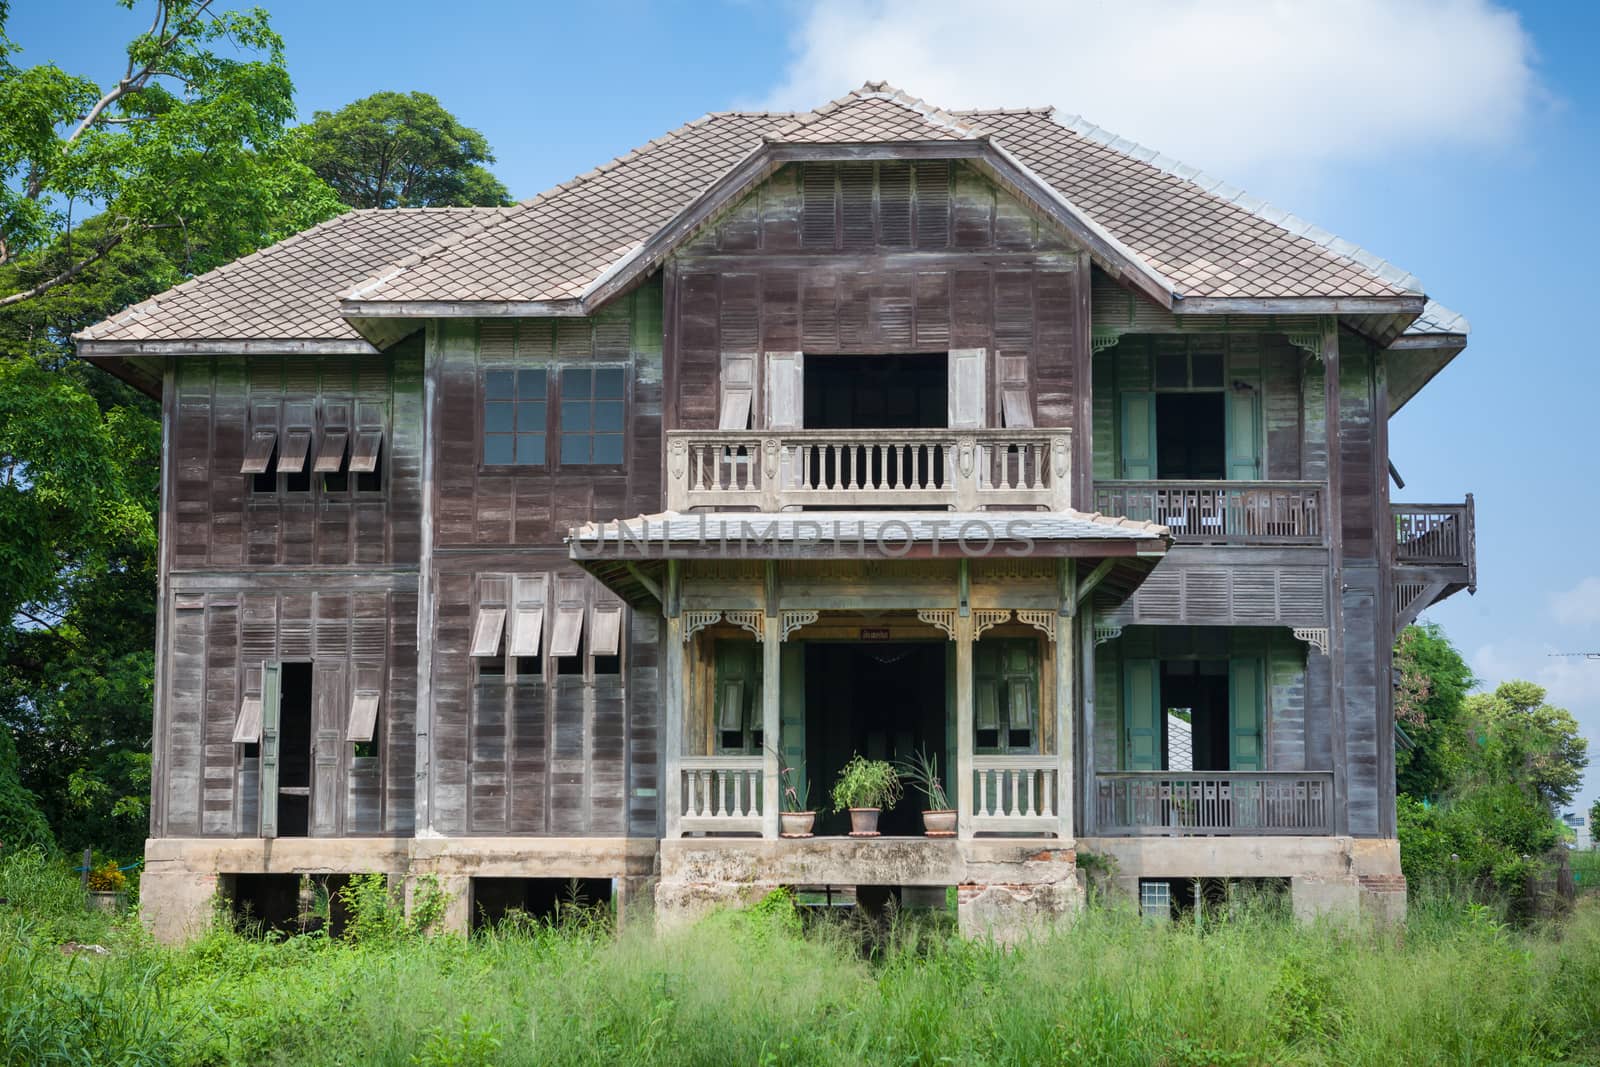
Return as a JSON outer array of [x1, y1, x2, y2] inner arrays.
[[140, 866, 221, 944], [615, 875, 657, 933], [406, 872, 470, 935]]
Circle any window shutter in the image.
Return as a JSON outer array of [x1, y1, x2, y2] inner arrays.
[[976, 679, 1001, 731], [241, 429, 277, 474], [508, 573, 548, 658], [1122, 658, 1161, 771], [548, 576, 587, 657], [347, 687, 380, 743], [1225, 379, 1261, 481], [314, 429, 349, 473], [277, 428, 312, 474], [589, 588, 624, 657], [349, 430, 383, 474], [259, 663, 281, 838], [997, 354, 1032, 428], [1228, 657, 1264, 770], [470, 609, 507, 657], [948, 347, 987, 429], [232, 696, 263, 744], [764, 352, 804, 429], [1119, 392, 1156, 480], [719, 353, 756, 430], [718, 680, 746, 733]]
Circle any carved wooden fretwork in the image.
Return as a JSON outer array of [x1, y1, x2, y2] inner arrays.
[[682, 611, 723, 642], [1093, 623, 1124, 646], [1292, 627, 1330, 656], [1285, 332, 1324, 359], [780, 610, 819, 642], [917, 608, 958, 640], [1091, 326, 1121, 353], [1015, 610, 1058, 643], [723, 610, 765, 641], [972, 609, 1012, 640]]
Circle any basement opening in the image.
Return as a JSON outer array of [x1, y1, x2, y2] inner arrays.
[[225, 873, 355, 937], [469, 877, 614, 932], [1139, 877, 1290, 921]]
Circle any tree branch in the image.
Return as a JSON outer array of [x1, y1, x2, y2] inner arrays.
[[0, 230, 130, 308]]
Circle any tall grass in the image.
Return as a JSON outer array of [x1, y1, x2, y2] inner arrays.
[[2, 852, 1598, 1066]]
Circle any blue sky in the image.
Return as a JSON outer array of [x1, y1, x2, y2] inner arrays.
[[13, 0, 1600, 816]]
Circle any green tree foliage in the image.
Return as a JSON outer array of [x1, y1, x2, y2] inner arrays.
[[1393, 623, 1477, 801], [299, 91, 513, 208], [0, 726, 53, 852], [0, 2, 344, 858], [1590, 797, 1599, 841], [1464, 681, 1589, 813]]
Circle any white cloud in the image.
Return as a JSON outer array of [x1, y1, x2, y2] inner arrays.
[[762, 0, 1537, 175], [1551, 575, 1600, 626]]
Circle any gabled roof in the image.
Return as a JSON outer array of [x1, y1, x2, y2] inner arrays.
[[76, 81, 1466, 357]]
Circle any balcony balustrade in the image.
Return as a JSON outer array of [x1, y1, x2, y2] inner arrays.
[[1093, 771, 1334, 836], [1393, 499, 1475, 574], [1092, 481, 1324, 544]]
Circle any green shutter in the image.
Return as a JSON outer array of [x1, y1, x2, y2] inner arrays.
[[1228, 657, 1264, 770], [1120, 391, 1156, 480], [1122, 658, 1161, 771], [1224, 379, 1261, 480], [715, 642, 760, 750], [259, 663, 281, 839], [779, 644, 806, 808]]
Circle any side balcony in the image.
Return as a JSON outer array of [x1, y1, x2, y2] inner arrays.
[[1092, 481, 1325, 545], [1392, 496, 1476, 629], [666, 428, 1072, 512]]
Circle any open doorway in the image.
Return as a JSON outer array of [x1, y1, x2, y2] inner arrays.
[[1155, 393, 1224, 479], [804, 354, 947, 429], [1160, 660, 1229, 771], [804, 642, 949, 836], [276, 662, 313, 837]]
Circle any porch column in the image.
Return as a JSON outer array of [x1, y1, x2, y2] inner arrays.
[[761, 561, 780, 838], [1079, 602, 1097, 836], [1055, 561, 1076, 842], [663, 560, 684, 839], [956, 609, 975, 840]]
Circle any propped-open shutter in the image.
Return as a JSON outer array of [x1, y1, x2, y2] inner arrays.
[[1225, 378, 1261, 481], [349, 430, 383, 474], [470, 609, 506, 657], [347, 663, 382, 742], [1119, 392, 1156, 480], [259, 663, 281, 838], [948, 347, 987, 429], [976, 680, 1001, 731], [718, 680, 746, 732], [589, 588, 624, 657], [314, 429, 349, 473], [1228, 657, 1264, 770], [548, 576, 586, 657], [233, 696, 263, 744], [241, 430, 277, 475], [508, 573, 548, 657], [1122, 657, 1160, 771], [997, 354, 1032, 428], [719, 353, 756, 430], [715, 641, 758, 739], [277, 428, 312, 474], [765, 351, 804, 429]]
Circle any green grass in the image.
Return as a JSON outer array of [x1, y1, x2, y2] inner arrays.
[[2, 851, 1599, 1066], [1572, 849, 1600, 895]]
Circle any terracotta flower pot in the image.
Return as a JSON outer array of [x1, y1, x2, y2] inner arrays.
[[922, 809, 957, 837], [780, 811, 816, 838], [847, 808, 881, 836]]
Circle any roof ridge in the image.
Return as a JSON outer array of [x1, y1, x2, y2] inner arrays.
[[766, 79, 986, 142], [1034, 110, 1426, 297]]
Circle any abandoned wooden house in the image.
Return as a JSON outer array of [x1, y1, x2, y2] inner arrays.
[[77, 83, 1475, 940]]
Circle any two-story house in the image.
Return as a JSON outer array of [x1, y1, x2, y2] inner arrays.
[[77, 84, 1475, 941]]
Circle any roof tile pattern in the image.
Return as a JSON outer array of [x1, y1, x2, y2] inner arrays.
[[768, 85, 979, 143], [78, 208, 496, 342]]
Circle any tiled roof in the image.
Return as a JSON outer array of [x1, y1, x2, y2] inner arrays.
[[76, 208, 501, 343], [79, 81, 1463, 348]]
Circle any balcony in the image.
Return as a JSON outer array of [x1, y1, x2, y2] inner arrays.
[[1094, 771, 1334, 836], [1092, 481, 1325, 544], [1393, 499, 1475, 575], [665, 428, 1072, 513]]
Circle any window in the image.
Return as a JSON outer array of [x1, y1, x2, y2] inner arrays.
[[559, 367, 625, 465], [483, 369, 547, 466], [974, 639, 1038, 754]]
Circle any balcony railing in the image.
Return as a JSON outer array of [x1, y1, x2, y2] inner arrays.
[[972, 755, 1062, 834], [1094, 771, 1334, 835], [666, 429, 1072, 513], [1093, 481, 1324, 544], [1393, 498, 1475, 576], [678, 756, 764, 834]]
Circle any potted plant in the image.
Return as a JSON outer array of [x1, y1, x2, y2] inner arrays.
[[830, 754, 903, 837], [774, 749, 815, 838], [85, 861, 127, 914], [897, 747, 956, 836]]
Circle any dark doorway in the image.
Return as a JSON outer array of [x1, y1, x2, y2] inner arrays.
[[470, 877, 614, 931], [804, 642, 949, 836], [278, 662, 313, 837], [804, 354, 947, 429], [1160, 660, 1229, 771], [1155, 393, 1224, 479]]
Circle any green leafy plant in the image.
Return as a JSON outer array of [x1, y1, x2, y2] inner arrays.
[[830, 754, 902, 812], [85, 861, 126, 893], [769, 744, 811, 812], [894, 747, 950, 811]]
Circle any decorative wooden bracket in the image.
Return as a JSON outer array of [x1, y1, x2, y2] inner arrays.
[[1285, 332, 1322, 357], [780, 610, 819, 642], [724, 610, 765, 641], [1015, 609, 1057, 643], [917, 608, 958, 640], [1292, 627, 1330, 656], [682, 610, 723, 642], [1093, 623, 1124, 646], [1091, 326, 1121, 354], [973, 609, 1012, 639]]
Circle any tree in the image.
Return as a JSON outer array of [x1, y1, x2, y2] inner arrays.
[[0, 0, 343, 309], [1393, 623, 1477, 801], [299, 91, 513, 208], [1590, 797, 1599, 845], [1465, 681, 1590, 813]]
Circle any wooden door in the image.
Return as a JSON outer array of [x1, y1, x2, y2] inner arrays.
[[1228, 657, 1264, 770], [258, 663, 281, 838], [311, 659, 346, 836], [1122, 658, 1161, 771], [1225, 374, 1261, 480], [779, 644, 807, 810], [765, 352, 804, 430], [948, 347, 986, 429], [1120, 392, 1156, 479]]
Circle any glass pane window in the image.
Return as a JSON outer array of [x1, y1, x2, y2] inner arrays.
[[559, 367, 626, 465], [483, 369, 547, 466]]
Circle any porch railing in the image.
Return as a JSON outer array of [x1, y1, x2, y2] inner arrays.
[[1094, 771, 1334, 835], [666, 429, 1072, 512], [1393, 498, 1475, 575], [678, 756, 764, 834], [1092, 481, 1324, 543], [972, 755, 1062, 834]]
